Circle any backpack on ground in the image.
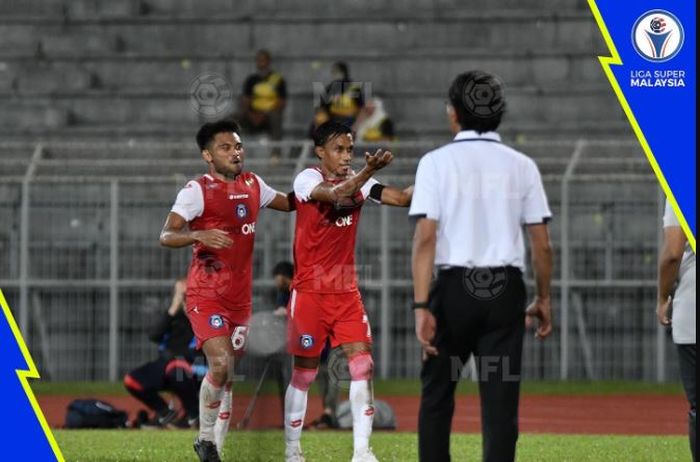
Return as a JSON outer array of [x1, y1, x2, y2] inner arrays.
[[64, 399, 128, 429]]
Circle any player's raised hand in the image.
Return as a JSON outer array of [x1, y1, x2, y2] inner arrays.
[[365, 149, 393, 171], [525, 296, 553, 340], [193, 229, 233, 249]]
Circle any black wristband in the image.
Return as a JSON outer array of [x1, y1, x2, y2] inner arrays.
[[412, 301, 429, 310]]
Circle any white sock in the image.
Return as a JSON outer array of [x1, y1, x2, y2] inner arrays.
[[284, 384, 308, 451], [213, 382, 232, 454], [198, 376, 223, 442], [350, 379, 374, 454]]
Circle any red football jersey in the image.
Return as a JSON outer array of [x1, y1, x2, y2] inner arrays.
[[291, 168, 379, 293], [171, 172, 276, 310]]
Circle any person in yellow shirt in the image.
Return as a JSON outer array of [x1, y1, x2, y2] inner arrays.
[[324, 62, 364, 126], [238, 50, 287, 154], [353, 97, 395, 143]]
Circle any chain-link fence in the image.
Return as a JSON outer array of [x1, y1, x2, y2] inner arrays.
[[0, 138, 677, 382]]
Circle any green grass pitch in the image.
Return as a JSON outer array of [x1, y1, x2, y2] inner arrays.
[[54, 430, 689, 461]]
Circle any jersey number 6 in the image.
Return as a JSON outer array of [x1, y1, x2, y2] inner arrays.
[[231, 326, 248, 351]]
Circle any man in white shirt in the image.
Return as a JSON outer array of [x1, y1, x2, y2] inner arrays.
[[410, 71, 553, 462], [657, 200, 696, 461]]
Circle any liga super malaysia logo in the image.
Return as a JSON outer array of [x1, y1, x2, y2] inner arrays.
[[631, 10, 684, 62]]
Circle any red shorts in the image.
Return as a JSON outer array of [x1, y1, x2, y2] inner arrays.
[[185, 299, 250, 351], [287, 289, 372, 357]]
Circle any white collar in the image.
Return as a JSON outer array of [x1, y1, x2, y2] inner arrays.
[[453, 130, 501, 142]]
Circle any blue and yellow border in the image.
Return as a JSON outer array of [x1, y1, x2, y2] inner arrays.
[[588, 0, 696, 253], [0, 289, 64, 461]]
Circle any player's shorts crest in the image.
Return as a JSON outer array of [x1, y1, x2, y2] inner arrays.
[[209, 314, 225, 329], [299, 334, 315, 349]]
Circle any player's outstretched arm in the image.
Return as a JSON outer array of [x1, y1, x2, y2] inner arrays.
[[266, 191, 296, 212], [310, 149, 393, 204], [159, 212, 233, 249], [379, 185, 413, 207]]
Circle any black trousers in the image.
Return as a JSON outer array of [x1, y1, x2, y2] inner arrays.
[[677, 344, 696, 462], [419, 267, 526, 462]]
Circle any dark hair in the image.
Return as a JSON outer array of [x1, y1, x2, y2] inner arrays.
[[272, 261, 294, 278], [332, 61, 349, 80], [448, 70, 506, 133], [256, 49, 271, 60], [312, 121, 352, 147], [195, 120, 240, 151]]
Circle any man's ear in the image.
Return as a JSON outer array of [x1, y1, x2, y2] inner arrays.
[[314, 146, 324, 160], [201, 149, 213, 163], [446, 104, 459, 126]]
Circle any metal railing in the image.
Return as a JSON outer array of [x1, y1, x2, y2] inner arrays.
[[0, 138, 676, 382]]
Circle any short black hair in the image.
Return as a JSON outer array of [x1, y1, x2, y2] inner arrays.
[[312, 121, 352, 147], [195, 120, 240, 151], [332, 61, 349, 80], [256, 49, 271, 60], [448, 70, 506, 133], [272, 261, 294, 278]]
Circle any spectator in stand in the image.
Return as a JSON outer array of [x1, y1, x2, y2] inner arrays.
[[238, 49, 287, 158], [310, 62, 365, 136], [353, 97, 395, 143]]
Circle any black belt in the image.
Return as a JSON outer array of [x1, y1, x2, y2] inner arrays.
[[437, 265, 522, 277]]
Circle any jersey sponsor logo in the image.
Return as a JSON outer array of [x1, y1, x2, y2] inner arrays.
[[241, 222, 256, 235], [236, 203, 248, 219], [335, 215, 353, 227], [299, 334, 315, 349], [209, 314, 225, 329]]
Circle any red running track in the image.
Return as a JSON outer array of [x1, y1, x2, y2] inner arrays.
[[37, 393, 687, 435]]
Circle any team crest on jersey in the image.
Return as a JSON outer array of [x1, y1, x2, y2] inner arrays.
[[299, 334, 314, 349], [236, 203, 248, 219], [209, 314, 224, 329]]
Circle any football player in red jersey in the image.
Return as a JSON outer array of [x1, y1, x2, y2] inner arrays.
[[284, 121, 412, 462], [159, 120, 293, 462]]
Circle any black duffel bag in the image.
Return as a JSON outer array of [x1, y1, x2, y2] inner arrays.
[[64, 399, 128, 429]]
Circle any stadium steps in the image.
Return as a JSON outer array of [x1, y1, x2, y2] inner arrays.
[[0, 85, 625, 130], [0, 0, 592, 20], [0, 51, 607, 92], [0, 121, 634, 144], [0, 15, 604, 55]]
